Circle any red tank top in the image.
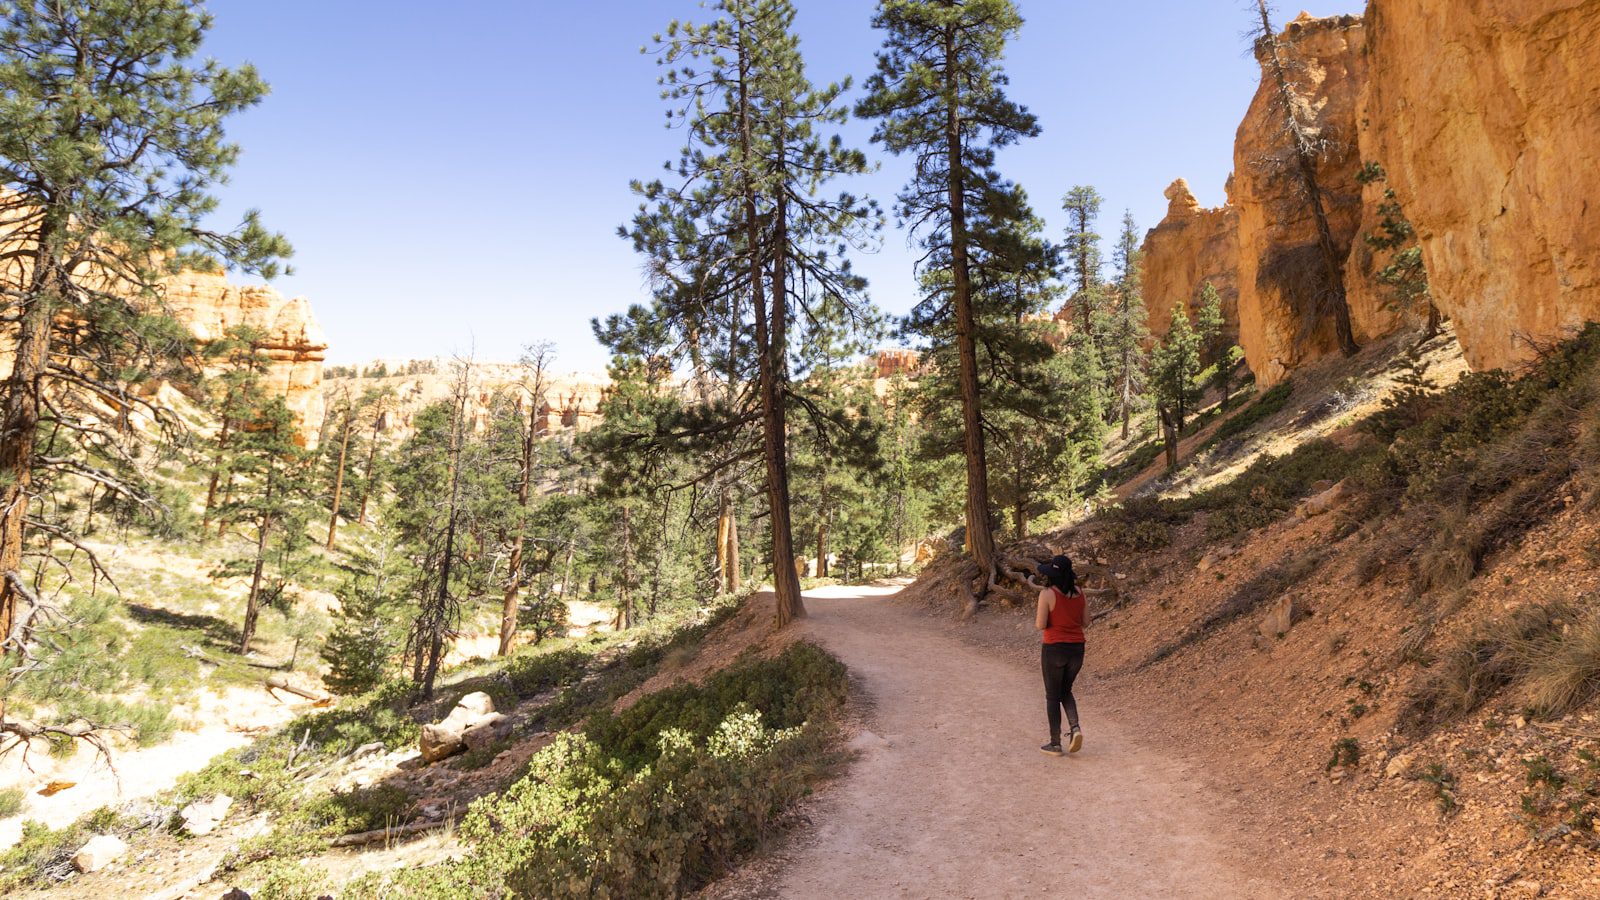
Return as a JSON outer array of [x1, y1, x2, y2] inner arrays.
[[1044, 587, 1086, 644]]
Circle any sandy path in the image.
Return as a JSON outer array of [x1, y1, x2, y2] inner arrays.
[[775, 583, 1282, 899]]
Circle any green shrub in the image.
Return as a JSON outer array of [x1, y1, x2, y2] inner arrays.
[[1201, 381, 1291, 450], [1102, 496, 1187, 551], [587, 642, 848, 773], [345, 641, 849, 900], [1179, 439, 1376, 538], [0, 787, 23, 819], [1326, 737, 1361, 771]]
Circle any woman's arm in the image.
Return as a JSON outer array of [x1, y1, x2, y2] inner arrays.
[[1034, 588, 1053, 631]]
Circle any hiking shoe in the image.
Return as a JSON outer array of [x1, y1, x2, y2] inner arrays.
[[1040, 741, 1064, 757], [1067, 727, 1083, 754]]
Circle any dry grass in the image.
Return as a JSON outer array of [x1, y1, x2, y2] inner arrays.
[[1521, 608, 1600, 718], [1399, 598, 1579, 734]]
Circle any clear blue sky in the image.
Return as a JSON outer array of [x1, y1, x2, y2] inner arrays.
[[203, 0, 1363, 370]]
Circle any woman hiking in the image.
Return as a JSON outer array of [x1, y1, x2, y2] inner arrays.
[[1035, 554, 1086, 756]]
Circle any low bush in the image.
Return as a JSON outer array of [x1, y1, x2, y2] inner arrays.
[[1200, 381, 1291, 451], [346, 641, 850, 900], [1102, 496, 1188, 551], [1178, 439, 1377, 538], [1520, 606, 1600, 718], [0, 787, 23, 818]]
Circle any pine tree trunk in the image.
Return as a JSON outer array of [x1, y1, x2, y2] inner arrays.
[[356, 413, 381, 525], [619, 504, 634, 630], [738, 26, 804, 628], [240, 494, 272, 655], [325, 411, 352, 550], [944, 25, 997, 583], [203, 416, 232, 530], [498, 390, 540, 656], [0, 285, 51, 654], [1256, 0, 1358, 357]]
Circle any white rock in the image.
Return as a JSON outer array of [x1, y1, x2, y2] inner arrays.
[[421, 692, 504, 763], [179, 794, 234, 836], [71, 834, 128, 873]]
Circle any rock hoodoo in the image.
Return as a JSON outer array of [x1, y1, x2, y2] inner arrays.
[[164, 270, 329, 446], [1230, 12, 1399, 386], [1140, 178, 1240, 345]]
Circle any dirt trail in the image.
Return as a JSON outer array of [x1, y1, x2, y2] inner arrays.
[[772, 583, 1281, 899]]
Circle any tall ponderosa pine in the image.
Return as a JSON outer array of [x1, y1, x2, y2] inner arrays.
[[1107, 212, 1150, 439], [0, 0, 289, 659], [495, 342, 553, 656], [1061, 185, 1106, 341], [857, 0, 1038, 585], [622, 0, 878, 626], [1251, 0, 1358, 357]]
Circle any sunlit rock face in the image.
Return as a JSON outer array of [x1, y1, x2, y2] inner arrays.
[[1361, 0, 1600, 372], [1141, 178, 1240, 346], [163, 270, 329, 446], [1231, 12, 1398, 387]]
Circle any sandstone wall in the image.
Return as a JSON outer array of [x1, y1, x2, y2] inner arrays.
[[163, 271, 328, 446], [1361, 0, 1600, 372], [1141, 178, 1240, 344], [1231, 12, 1401, 386]]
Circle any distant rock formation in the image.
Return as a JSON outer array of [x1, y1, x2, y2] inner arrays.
[[874, 348, 921, 379], [163, 270, 328, 446], [1140, 178, 1240, 346]]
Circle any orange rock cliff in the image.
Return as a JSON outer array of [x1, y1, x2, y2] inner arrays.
[[1141, 2, 1600, 384]]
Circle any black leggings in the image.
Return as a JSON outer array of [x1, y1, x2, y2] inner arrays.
[[1041, 642, 1085, 740]]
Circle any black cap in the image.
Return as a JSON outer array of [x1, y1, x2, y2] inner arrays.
[[1036, 554, 1074, 581]]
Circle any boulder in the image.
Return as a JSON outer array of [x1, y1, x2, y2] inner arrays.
[[71, 834, 127, 873], [420, 692, 501, 763], [1258, 595, 1297, 639], [461, 713, 511, 753], [180, 794, 234, 836], [1296, 481, 1349, 519]]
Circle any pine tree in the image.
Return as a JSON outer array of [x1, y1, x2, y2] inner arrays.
[[0, 0, 290, 655], [621, 0, 879, 626], [1358, 162, 1439, 341], [1151, 303, 1204, 435], [857, 0, 1038, 585], [391, 360, 479, 699], [200, 326, 272, 532], [1193, 281, 1242, 407], [495, 342, 554, 656], [1108, 212, 1151, 439], [213, 397, 313, 655], [1061, 185, 1106, 340], [322, 523, 409, 695]]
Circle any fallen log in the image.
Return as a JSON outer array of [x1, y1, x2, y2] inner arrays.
[[329, 818, 456, 848], [264, 674, 330, 703]]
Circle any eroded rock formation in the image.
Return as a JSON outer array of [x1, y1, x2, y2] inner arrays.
[[1141, 178, 1240, 344], [1361, 0, 1600, 372], [1231, 12, 1399, 386], [164, 270, 329, 446], [1147, 3, 1600, 384]]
